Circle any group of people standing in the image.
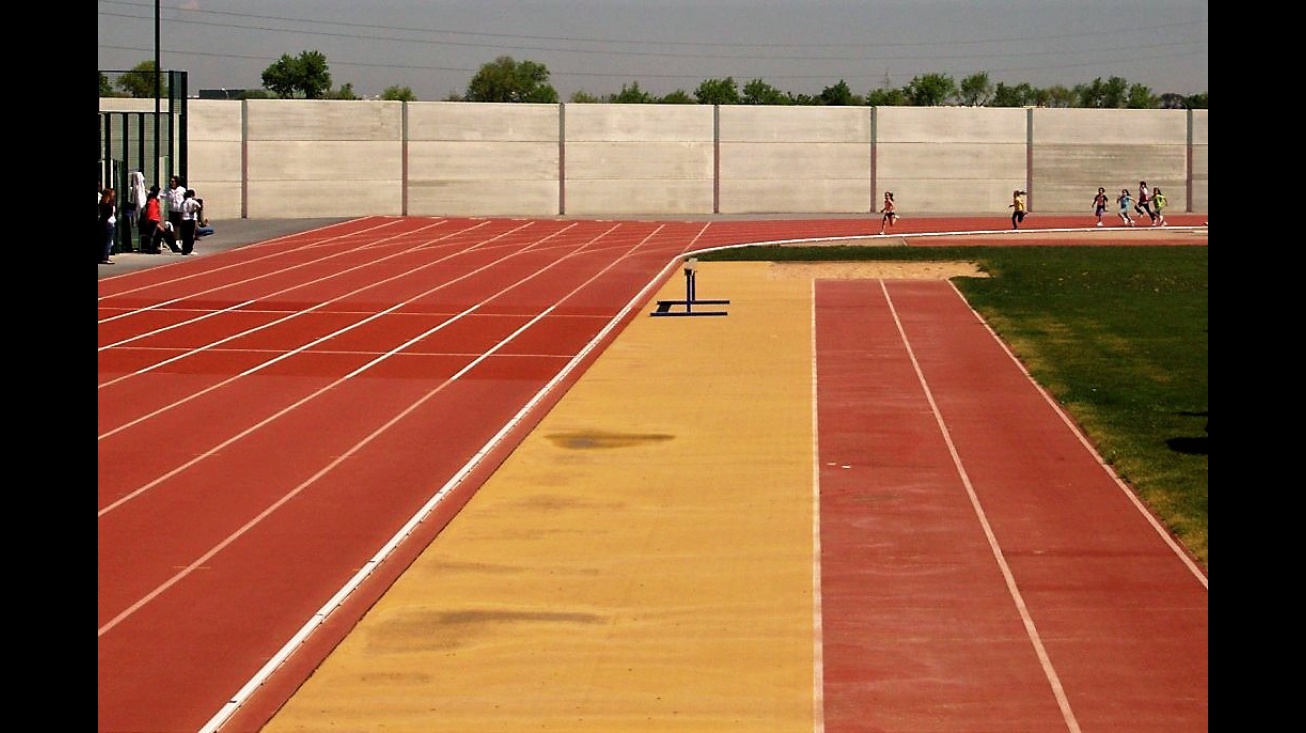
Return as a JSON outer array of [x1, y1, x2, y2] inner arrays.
[[1097, 181, 1168, 228], [98, 174, 207, 265]]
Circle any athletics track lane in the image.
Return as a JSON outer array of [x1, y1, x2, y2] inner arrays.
[[98, 215, 1206, 732], [816, 279, 1206, 731]]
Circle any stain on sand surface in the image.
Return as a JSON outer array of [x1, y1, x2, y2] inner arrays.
[[367, 608, 607, 654], [546, 431, 674, 449]]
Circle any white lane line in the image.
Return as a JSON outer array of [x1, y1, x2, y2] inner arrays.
[[97, 218, 406, 307], [945, 280, 1208, 588], [97, 219, 471, 367], [809, 278, 826, 733], [103, 223, 652, 632], [880, 280, 1083, 733], [98, 222, 591, 514], [97, 221, 531, 431], [189, 226, 680, 732]]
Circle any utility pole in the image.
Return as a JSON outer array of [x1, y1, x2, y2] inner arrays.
[[154, 0, 161, 186]]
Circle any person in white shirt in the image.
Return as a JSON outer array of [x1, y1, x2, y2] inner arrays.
[[123, 171, 146, 252], [1135, 181, 1156, 225], [179, 189, 204, 255], [166, 175, 187, 236]]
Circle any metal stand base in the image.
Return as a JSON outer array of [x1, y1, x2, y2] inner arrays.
[[650, 263, 729, 317]]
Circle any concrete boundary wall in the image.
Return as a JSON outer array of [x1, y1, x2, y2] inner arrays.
[[875, 106, 1028, 215], [564, 104, 716, 216], [720, 105, 871, 215], [99, 99, 1208, 220], [408, 102, 560, 217]]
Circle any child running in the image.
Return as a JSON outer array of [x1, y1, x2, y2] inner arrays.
[[1009, 189, 1027, 229], [1093, 187, 1109, 227], [1136, 181, 1157, 224], [1117, 188, 1135, 226], [1152, 187, 1168, 226], [879, 191, 898, 234]]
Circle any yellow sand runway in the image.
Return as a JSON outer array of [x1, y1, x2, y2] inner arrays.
[[262, 263, 822, 732]]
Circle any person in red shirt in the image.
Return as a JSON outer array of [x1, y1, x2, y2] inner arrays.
[[142, 187, 182, 254], [140, 187, 162, 253]]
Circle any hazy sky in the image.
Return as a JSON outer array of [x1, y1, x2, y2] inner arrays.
[[98, 0, 1209, 101]]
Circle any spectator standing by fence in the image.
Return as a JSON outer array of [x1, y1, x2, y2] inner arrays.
[[166, 175, 187, 236], [122, 171, 146, 253], [99, 188, 118, 265], [179, 189, 203, 255]]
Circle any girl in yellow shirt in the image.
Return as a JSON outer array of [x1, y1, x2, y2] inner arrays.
[[1009, 189, 1027, 229]]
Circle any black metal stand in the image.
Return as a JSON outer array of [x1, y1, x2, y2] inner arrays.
[[651, 259, 729, 317]]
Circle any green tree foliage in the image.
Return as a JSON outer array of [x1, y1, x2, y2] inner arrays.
[[1044, 85, 1075, 108], [99, 72, 120, 98], [1075, 76, 1130, 108], [658, 90, 697, 104], [1075, 78, 1107, 108], [610, 81, 654, 104], [373, 54, 1207, 108], [116, 61, 167, 98], [991, 81, 1035, 107], [865, 87, 908, 106], [905, 73, 957, 106], [1125, 83, 1157, 109], [1158, 92, 1186, 109], [958, 72, 993, 106], [111, 47, 1202, 109], [694, 77, 740, 105], [819, 80, 857, 106], [324, 82, 358, 100], [382, 85, 417, 101], [742, 79, 788, 105], [465, 56, 559, 103], [261, 50, 332, 99], [1096, 77, 1128, 108]]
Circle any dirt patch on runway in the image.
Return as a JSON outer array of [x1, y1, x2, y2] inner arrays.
[[767, 261, 987, 280]]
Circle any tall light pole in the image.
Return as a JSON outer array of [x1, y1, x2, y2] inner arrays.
[[154, 0, 161, 186]]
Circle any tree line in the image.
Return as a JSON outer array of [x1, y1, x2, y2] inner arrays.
[[100, 52, 1208, 109]]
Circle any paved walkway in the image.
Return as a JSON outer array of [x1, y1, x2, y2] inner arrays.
[[98, 219, 348, 278]]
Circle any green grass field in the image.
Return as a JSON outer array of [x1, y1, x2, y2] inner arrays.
[[700, 244, 1209, 570]]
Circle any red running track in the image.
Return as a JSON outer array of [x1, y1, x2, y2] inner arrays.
[[816, 279, 1206, 732], [97, 215, 1206, 732]]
